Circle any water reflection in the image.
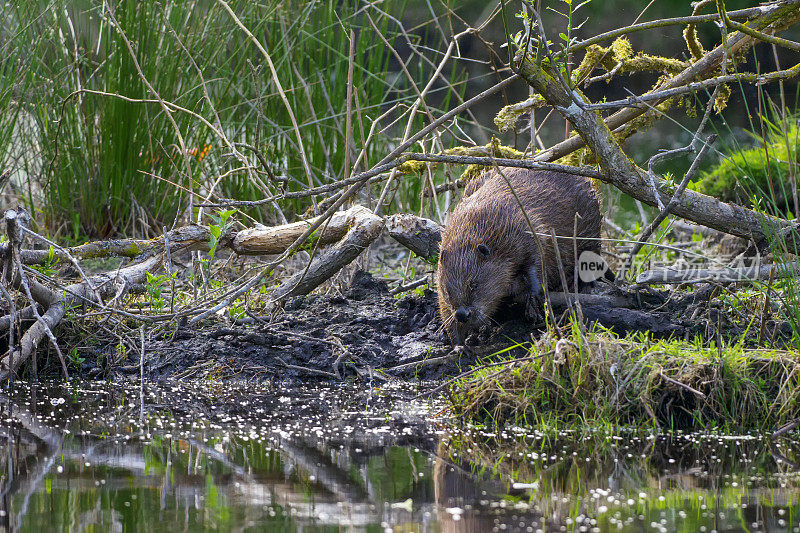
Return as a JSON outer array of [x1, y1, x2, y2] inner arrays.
[[2, 381, 800, 532]]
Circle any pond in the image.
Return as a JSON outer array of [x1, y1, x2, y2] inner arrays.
[[2, 380, 800, 532]]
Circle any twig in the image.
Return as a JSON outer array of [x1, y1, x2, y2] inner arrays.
[[659, 372, 706, 399], [582, 64, 800, 110], [276, 357, 337, 378], [389, 277, 428, 296]]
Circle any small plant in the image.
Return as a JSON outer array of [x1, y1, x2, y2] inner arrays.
[[67, 347, 85, 370], [208, 209, 236, 263], [145, 271, 171, 313], [29, 246, 58, 277], [228, 298, 246, 320]]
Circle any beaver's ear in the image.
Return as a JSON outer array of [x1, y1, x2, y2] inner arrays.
[[439, 248, 447, 262], [476, 243, 491, 258]]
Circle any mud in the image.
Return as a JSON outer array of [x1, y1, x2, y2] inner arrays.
[[62, 270, 790, 383], [126, 271, 455, 382]]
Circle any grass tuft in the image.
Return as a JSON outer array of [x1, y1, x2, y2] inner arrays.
[[449, 323, 800, 431]]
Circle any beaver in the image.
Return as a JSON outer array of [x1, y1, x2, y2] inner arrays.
[[436, 167, 604, 344]]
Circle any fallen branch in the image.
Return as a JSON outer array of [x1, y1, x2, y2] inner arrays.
[[636, 261, 800, 285], [231, 204, 369, 256], [4, 224, 212, 264], [386, 213, 443, 260], [272, 206, 385, 300], [0, 254, 162, 381]]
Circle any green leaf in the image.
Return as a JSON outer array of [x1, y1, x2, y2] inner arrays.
[[559, 33, 568, 42]]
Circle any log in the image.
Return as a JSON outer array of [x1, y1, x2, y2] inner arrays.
[[1, 224, 212, 264], [232, 204, 369, 256], [386, 213, 443, 260], [636, 261, 800, 285]]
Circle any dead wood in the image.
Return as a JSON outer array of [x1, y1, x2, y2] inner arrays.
[[0, 255, 162, 381], [272, 206, 384, 300], [232, 204, 370, 256], [386, 213, 443, 260], [636, 261, 800, 285], [513, 43, 790, 242], [532, 2, 800, 164], [2, 224, 212, 264]]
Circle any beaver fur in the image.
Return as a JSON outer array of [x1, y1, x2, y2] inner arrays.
[[436, 167, 603, 344]]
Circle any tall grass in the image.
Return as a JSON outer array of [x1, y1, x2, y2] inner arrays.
[[0, 0, 467, 239]]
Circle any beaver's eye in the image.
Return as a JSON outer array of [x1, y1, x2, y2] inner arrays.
[[476, 243, 490, 258]]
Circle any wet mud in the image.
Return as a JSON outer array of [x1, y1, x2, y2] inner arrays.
[[69, 271, 790, 382]]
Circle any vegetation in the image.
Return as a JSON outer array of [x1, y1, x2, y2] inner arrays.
[[1, 0, 800, 434], [2, 0, 463, 239], [448, 321, 800, 431], [692, 110, 800, 218]]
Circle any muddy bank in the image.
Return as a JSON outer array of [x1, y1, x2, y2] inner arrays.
[[62, 270, 784, 383]]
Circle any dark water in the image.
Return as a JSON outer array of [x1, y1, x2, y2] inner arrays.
[[3, 381, 800, 532]]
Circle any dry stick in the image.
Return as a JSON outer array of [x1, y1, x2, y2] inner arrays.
[[276, 357, 337, 379], [104, 4, 203, 304], [549, 228, 575, 319], [139, 325, 145, 385], [201, 154, 602, 208], [188, 75, 519, 325], [659, 372, 706, 399], [623, 135, 717, 277], [292, 64, 334, 178], [271, 209, 384, 300], [585, 64, 800, 111], [569, 6, 771, 53], [772, 417, 800, 439], [369, 5, 492, 143], [343, 29, 356, 183], [389, 277, 428, 296], [572, 214, 584, 332], [13, 250, 67, 379], [642, 85, 722, 210]]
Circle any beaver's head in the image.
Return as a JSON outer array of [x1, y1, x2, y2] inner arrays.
[[436, 242, 514, 344]]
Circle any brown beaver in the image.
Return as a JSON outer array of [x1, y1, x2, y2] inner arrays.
[[436, 167, 604, 344]]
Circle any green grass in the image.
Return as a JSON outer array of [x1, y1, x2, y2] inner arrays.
[[449, 321, 800, 431], [2, 0, 467, 239]]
